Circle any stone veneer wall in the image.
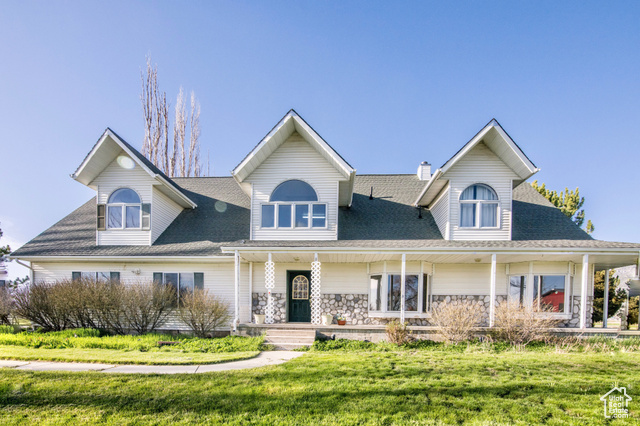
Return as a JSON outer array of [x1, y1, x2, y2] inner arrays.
[[251, 292, 592, 328], [252, 293, 287, 323]]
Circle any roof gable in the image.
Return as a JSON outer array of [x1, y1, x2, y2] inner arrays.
[[71, 128, 197, 208], [232, 110, 357, 206], [415, 119, 539, 206]]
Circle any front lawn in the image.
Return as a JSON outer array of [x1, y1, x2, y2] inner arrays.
[[0, 348, 638, 424]]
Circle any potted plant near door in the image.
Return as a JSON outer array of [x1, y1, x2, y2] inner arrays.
[[336, 314, 347, 326], [321, 314, 333, 325]]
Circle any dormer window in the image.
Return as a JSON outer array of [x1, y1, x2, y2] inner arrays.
[[106, 188, 149, 230], [261, 180, 326, 229], [459, 184, 499, 228]]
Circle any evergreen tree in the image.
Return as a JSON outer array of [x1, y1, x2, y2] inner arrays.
[[531, 181, 595, 234], [0, 225, 10, 256], [591, 270, 625, 323]]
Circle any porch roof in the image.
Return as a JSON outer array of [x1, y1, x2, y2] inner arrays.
[[227, 248, 638, 270]]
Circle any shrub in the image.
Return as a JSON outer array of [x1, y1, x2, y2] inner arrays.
[[121, 280, 175, 334], [178, 289, 231, 338], [89, 281, 128, 335], [492, 299, 560, 346], [0, 324, 15, 334], [430, 300, 483, 344], [0, 287, 12, 325], [13, 281, 70, 331], [312, 339, 379, 351], [385, 320, 411, 345]]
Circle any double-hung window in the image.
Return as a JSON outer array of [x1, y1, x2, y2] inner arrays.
[[153, 272, 204, 306], [261, 180, 327, 229], [369, 273, 431, 314], [72, 271, 120, 282], [459, 184, 499, 228]]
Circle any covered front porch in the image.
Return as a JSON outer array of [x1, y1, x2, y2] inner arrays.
[[226, 247, 640, 331]]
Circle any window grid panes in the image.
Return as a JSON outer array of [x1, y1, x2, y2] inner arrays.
[[292, 275, 309, 300], [459, 184, 498, 228], [260, 203, 327, 229], [107, 188, 142, 230]]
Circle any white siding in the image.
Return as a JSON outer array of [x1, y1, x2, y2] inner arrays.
[[252, 262, 369, 294], [31, 259, 252, 324], [432, 263, 508, 296], [246, 132, 346, 240], [94, 157, 153, 246], [151, 187, 183, 243], [445, 142, 520, 240], [429, 186, 450, 239]]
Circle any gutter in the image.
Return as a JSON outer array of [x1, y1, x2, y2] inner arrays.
[[15, 259, 34, 285], [413, 169, 443, 206], [220, 246, 640, 255]]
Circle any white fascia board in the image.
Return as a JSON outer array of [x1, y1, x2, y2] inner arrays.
[[439, 124, 493, 175], [292, 115, 354, 179], [413, 168, 443, 206], [11, 255, 233, 263], [492, 124, 539, 177], [72, 129, 196, 208], [231, 112, 295, 181], [220, 246, 640, 255], [71, 130, 112, 182], [153, 174, 197, 209]]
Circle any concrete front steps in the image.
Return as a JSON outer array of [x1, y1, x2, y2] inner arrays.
[[264, 328, 316, 350]]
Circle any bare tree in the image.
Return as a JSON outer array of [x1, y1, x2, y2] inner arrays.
[[140, 57, 206, 177]]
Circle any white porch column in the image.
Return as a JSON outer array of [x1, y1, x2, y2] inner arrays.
[[400, 253, 406, 323], [489, 254, 496, 327], [248, 262, 253, 322], [234, 250, 240, 331], [580, 254, 589, 329], [265, 253, 275, 324], [603, 268, 610, 328], [311, 253, 322, 325]]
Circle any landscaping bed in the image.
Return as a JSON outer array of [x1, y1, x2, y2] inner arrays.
[[0, 328, 267, 365]]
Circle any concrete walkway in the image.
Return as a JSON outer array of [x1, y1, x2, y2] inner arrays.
[[0, 351, 304, 374]]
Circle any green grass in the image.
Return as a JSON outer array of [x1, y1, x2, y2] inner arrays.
[[0, 350, 638, 424], [0, 346, 259, 365], [0, 329, 266, 353]]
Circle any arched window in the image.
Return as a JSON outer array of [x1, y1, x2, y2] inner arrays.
[[270, 180, 318, 202], [107, 188, 142, 229], [261, 180, 326, 229], [459, 184, 499, 228]]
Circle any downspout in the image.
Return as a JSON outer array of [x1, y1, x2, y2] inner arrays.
[[234, 250, 240, 332], [15, 259, 34, 285]]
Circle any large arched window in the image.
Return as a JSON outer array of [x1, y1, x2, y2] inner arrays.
[[270, 180, 318, 202], [261, 180, 326, 229], [107, 188, 142, 229], [459, 184, 499, 228]]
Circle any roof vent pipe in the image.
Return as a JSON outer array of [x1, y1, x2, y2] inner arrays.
[[369, 186, 374, 200], [417, 162, 431, 181]]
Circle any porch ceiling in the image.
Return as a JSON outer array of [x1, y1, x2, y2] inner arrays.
[[236, 250, 638, 269]]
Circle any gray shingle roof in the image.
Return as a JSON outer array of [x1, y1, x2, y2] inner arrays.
[[11, 176, 640, 258]]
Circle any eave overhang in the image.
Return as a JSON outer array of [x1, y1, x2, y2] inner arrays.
[[71, 128, 197, 209]]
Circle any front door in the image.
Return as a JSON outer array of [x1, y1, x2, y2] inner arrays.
[[288, 270, 311, 323]]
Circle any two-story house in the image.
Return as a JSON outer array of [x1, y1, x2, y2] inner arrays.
[[11, 110, 640, 334]]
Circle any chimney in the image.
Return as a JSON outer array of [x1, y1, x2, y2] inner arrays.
[[417, 161, 431, 181]]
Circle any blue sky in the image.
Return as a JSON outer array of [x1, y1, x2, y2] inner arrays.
[[1, 1, 639, 278]]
